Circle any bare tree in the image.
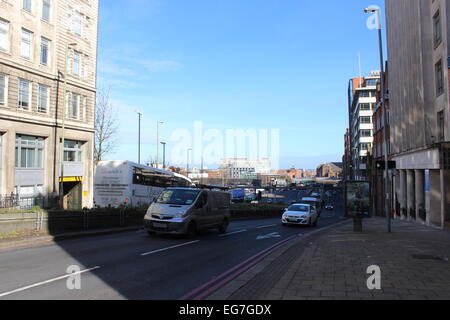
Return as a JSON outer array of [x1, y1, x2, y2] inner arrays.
[[94, 88, 118, 164]]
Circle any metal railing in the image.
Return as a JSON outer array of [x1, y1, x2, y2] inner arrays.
[[0, 193, 59, 210]]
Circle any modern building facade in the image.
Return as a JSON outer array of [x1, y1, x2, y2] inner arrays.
[[347, 72, 381, 181], [386, 0, 450, 228], [0, 0, 99, 209], [220, 158, 271, 180]]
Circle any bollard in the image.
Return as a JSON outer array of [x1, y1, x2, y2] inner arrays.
[[353, 216, 363, 232]]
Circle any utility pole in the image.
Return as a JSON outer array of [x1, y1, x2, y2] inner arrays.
[[156, 121, 164, 168], [161, 142, 166, 170], [60, 42, 77, 209], [365, 6, 391, 232], [135, 111, 142, 164]]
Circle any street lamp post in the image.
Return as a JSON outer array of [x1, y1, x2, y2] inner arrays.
[[135, 111, 143, 164], [156, 121, 164, 168], [187, 148, 192, 175], [364, 7, 391, 232], [161, 142, 166, 170], [60, 42, 77, 209]]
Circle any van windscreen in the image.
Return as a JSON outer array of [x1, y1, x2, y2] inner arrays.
[[156, 190, 200, 205]]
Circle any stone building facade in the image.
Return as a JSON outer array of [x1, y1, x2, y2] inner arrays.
[[0, 0, 98, 209]]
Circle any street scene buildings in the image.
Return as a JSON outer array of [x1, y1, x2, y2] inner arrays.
[[0, 0, 449, 303], [0, 0, 98, 209]]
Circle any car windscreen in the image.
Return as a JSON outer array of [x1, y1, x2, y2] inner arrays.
[[156, 190, 200, 206], [288, 205, 309, 212]]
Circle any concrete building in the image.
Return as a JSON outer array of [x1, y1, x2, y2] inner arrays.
[[386, 0, 450, 229], [347, 72, 381, 180], [220, 158, 271, 180], [0, 0, 99, 209]]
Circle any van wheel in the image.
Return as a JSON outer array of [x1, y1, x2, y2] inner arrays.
[[218, 219, 229, 234], [186, 222, 197, 238]]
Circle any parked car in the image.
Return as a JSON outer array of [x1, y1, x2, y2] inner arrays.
[[144, 187, 231, 237], [282, 204, 318, 227]]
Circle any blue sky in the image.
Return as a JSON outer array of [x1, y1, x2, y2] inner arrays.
[[97, 0, 385, 170]]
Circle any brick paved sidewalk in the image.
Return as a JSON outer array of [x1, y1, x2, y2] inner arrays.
[[209, 218, 450, 300]]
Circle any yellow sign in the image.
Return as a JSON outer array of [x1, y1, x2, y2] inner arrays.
[[83, 191, 88, 197], [60, 177, 83, 183]]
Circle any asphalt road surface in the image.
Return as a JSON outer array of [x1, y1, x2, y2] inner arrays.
[[0, 198, 345, 300]]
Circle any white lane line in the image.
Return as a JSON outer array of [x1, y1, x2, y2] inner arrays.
[[141, 240, 200, 256], [0, 266, 101, 298], [256, 224, 278, 229], [219, 230, 247, 237]]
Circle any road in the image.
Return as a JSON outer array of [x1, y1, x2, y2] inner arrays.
[[0, 198, 345, 300]]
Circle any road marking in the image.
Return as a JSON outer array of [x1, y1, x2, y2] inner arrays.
[[141, 241, 200, 256], [256, 224, 278, 229], [219, 230, 247, 237], [0, 266, 101, 298], [256, 232, 282, 240]]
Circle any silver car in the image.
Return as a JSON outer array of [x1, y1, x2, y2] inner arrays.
[[282, 204, 318, 227], [144, 188, 231, 237]]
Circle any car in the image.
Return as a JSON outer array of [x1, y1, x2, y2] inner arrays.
[[282, 204, 318, 227], [325, 204, 334, 210]]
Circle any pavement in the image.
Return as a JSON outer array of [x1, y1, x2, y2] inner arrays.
[[207, 217, 450, 300]]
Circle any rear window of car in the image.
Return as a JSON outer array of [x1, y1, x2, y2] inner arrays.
[[288, 205, 309, 212]]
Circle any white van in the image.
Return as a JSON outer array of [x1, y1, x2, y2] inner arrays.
[[144, 187, 231, 237], [300, 197, 323, 216]]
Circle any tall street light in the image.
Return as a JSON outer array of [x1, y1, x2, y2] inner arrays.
[[60, 42, 77, 209], [364, 6, 391, 232], [187, 148, 192, 175], [135, 111, 143, 164], [161, 142, 166, 170], [156, 121, 164, 168]]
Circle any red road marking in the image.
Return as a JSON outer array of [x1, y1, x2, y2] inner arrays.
[[179, 234, 299, 300]]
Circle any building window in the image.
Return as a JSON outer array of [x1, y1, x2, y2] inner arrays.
[[0, 74, 6, 106], [72, 11, 82, 36], [438, 111, 445, 142], [64, 140, 83, 162], [38, 84, 49, 113], [40, 38, 50, 65], [360, 116, 372, 124], [360, 103, 371, 111], [42, 0, 51, 21], [15, 135, 44, 169], [365, 79, 378, 86], [435, 59, 444, 96], [20, 29, 33, 60], [18, 79, 31, 110], [434, 10, 442, 47], [360, 130, 372, 137], [23, 0, 32, 12], [68, 93, 80, 119], [72, 50, 81, 76], [0, 19, 9, 52]]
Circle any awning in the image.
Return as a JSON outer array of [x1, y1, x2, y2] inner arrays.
[[60, 177, 83, 183]]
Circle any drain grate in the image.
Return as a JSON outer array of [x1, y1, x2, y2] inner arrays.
[[412, 254, 448, 261]]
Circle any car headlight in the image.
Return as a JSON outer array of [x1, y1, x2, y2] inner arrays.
[[174, 211, 187, 218]]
